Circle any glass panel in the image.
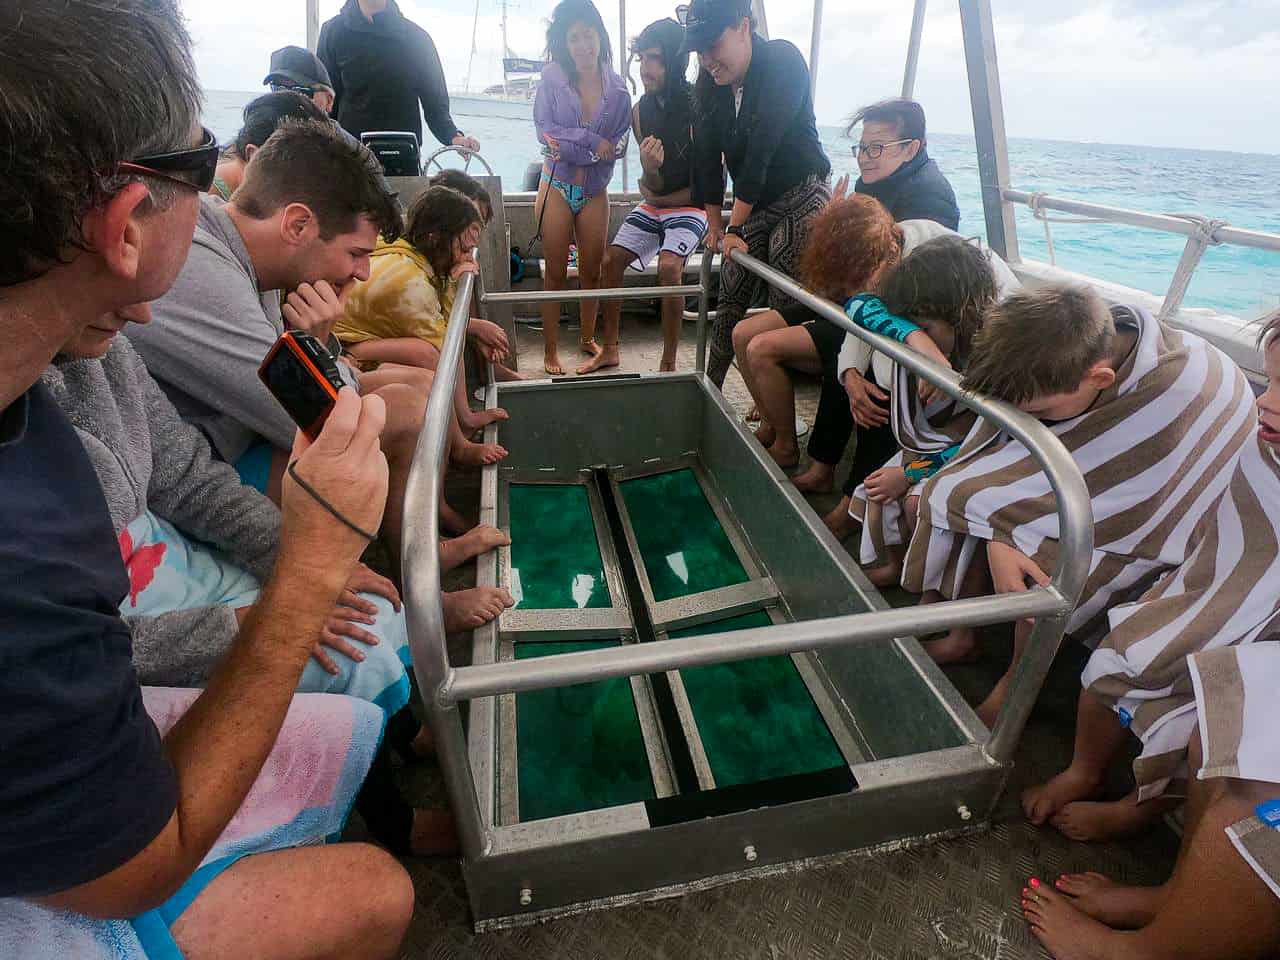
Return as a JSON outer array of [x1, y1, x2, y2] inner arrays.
[[514, 641, 655, 821], [619, 469, 748, 602], [507, 484, 610, 609], [672, 612, 846, 787]]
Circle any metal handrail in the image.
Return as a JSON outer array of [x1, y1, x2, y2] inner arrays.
[[403, 253, 1092, 860], [1002, 187, 1280, 322]]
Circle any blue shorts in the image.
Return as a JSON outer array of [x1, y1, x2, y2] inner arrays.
[[234, 441, 275, 494], [129, 854, 243, 959]]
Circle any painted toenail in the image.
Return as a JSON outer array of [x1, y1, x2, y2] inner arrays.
[[1029, 877, 1040, 888]]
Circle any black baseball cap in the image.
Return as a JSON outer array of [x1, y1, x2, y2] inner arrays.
[[678, 0, 751, 53], [264, 46, 333, 91]]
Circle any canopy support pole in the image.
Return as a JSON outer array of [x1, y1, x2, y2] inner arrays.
[[958, 0, 1020, 262], [807, 0, 824, 98], [306, 0, 319, 51], [902, 0, 927, 97]]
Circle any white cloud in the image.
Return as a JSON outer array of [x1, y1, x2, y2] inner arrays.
[[183, 0, 1280, 154]]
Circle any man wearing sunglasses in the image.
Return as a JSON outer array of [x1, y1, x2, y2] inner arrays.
[[265, 45, 338, 115], [0, 2, 414, 957]]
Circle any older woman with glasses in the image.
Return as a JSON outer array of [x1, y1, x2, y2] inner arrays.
[[681, 0, 832, 389]]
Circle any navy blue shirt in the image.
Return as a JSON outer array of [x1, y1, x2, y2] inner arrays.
[[0, 382, 178, 898]]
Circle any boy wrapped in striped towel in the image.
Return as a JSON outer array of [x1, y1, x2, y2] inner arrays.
[[898, 284, 1266, 835], [1018, 312, 1280, 960]]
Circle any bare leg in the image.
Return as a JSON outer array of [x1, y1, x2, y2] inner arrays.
[[578, 243, 629, 374], [535, 180, 573, 375], [793, 460, 837, 493], [1022, 777, 1280, 960], [171, 844, 413, 960], [863, 546, 905, 588], [823, 495, 859, 539], [1021, 687, 1128, 824], [745, 325, 822, 469], [656, 251, 686, 371], [574, 190, 611, 359], [731, 309, 788, 447], [921, 551, 989, 666], [454, 357, 508, 433]]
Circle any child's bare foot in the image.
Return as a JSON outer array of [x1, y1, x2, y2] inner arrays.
[[439, 500, 473, 536], [767, 441, 799, 470], [1022, 879, 1123, 960], [1022, 764, 1105, 825], [493, 363, 526, 383], [439, 524, 510, 571], [863, 560, 902, 588], [544, 352, 564, 376], [577, 342, 619, 374], [823, 498, 859, 540], [657, 354, 677, 372], [754, 420, 776, 447], [410, 808, 459, 857], [792, 461, 835, 493], [443, 586, 515, 631], [579, 337, 602, 358], [922, 627, 978, 664], [459, 407, 509, 433], [1051, 793, 1176, 843], [1055, 872, 1167, 929], [451, 439, 508, 467], [745, 404, 761, 422]]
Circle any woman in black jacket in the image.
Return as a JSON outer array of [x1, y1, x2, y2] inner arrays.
[[683, 0, 832, 388]]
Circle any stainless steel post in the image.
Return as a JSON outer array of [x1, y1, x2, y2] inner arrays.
[[902, 0, 927, 98], [401, 268, 488, 859], [306, 0, 320, 51], [958, 0, 1019, 262], [808, 0, 824, 99], [696, 253, 712, 373], [619, 0, 629, 191]]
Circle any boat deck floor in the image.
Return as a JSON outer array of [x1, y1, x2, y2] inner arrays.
[[370, 313, 1179, 959]]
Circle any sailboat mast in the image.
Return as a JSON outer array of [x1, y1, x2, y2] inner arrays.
[[501, 0, 511, 97], [464, 0, 481, 92]]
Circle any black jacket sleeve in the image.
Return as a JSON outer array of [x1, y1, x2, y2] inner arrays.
[[414, 28, 461, 147], [690, 82, 725, 207], [317, 22, 343, 117], [732, 42, 808, 206]]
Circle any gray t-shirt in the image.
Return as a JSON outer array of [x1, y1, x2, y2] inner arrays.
[[128, 196, 297, 463]]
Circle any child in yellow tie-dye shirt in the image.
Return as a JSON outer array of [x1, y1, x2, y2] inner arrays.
[[338, 185, 511, 434]]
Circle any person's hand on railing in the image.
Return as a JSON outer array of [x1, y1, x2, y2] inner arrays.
[[467, 317, 510, 363], [450, 258, 479, 281], [902, 330, 954, 404], [452, 133, 481, 153], [987, 540, 1051, 625], [842, 368, 890, 428], [864, 465, 909, 504]]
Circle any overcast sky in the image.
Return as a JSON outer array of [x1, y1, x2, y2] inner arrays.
[[185, 0, 1280, 155]]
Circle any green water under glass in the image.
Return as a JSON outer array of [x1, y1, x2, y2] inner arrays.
[[508, 484, 610, 609], [671, 612, 847, 787], [514, 641, 655, 822]]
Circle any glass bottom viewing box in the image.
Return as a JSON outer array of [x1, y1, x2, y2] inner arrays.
[[463, 373, 1005, 930]]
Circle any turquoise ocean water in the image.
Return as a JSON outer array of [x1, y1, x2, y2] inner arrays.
[[206, 90, 1280, 320]]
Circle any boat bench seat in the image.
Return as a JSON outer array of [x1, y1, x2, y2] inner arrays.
[[537, 252, 721, 281]]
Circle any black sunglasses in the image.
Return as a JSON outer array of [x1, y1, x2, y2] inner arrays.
[[118, 127, 220, 194], [271, 80, 319, 97]]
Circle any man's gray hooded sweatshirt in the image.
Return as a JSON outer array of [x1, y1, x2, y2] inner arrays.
[[43, 337, 281, 684], [128, 195, 299, 464]]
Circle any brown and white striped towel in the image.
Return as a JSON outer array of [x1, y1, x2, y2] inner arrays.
[[1095, 436, 1280, 800], [848, 364, 977, 567], [902, 304, 1258, 647], [1189, 641, 1280, 899]]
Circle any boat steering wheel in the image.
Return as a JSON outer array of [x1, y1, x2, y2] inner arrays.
[[423, 144, 495, 177]]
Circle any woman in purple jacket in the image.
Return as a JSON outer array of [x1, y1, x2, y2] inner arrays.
[[533, 0, 632, 374]]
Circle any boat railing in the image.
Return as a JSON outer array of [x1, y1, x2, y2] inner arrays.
[[1002, 187, 1280, 322], [401, 255, 1092, 861]]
